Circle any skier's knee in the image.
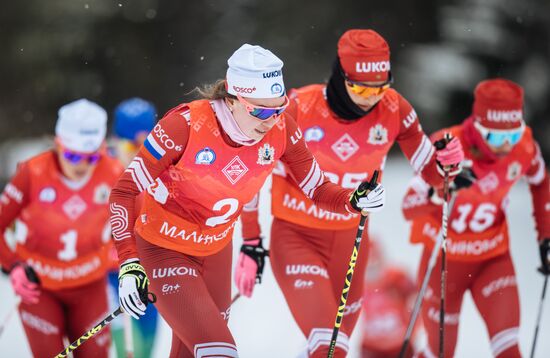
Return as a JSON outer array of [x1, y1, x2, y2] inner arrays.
[[307, 328, 349, 358]]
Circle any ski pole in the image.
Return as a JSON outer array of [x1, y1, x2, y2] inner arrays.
[[1, 265, 40, 339], [398, 227, 445, 358], [530, 274, 548, 358], [438, 139, 451, 358], [327, 170, 379, 358], [123, 314, 134, 358], [0, 298, 21, 338], [54, 293, 156, 358], [400, 138, 453, 358]]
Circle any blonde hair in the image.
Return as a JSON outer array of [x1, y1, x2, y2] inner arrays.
[[193, 79, 237, 100]]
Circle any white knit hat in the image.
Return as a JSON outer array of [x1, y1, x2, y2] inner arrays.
[[226, 44, 285, 99], [55, 99, 107, 153]]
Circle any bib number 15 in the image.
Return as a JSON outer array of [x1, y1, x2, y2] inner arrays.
[[205, 198, 240, 227]]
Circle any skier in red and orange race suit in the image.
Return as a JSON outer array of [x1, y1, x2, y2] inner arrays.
[[108, 44, 387, 357], [237, 29, 464, 357], [360, 239, 420, 358], [0, 99, 123, 357], [402, 79, 550, 358]]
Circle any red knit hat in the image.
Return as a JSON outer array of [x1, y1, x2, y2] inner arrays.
[[338, 29, 390, 82], [473, 79, 524, 130]]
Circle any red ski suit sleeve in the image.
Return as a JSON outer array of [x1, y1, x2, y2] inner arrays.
[[396, 95, 448, 188], [0, 162, 31, 270]]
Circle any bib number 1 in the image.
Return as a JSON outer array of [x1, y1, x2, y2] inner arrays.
[[58, 229, 78, 261]]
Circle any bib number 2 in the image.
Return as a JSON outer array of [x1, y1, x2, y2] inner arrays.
[[205, 198, 239, 227]]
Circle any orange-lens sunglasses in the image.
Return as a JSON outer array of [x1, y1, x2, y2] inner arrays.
[[345, 72, 393, 98]]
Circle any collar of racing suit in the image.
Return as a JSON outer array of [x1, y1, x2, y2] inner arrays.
[[212, 98, 262, 147]]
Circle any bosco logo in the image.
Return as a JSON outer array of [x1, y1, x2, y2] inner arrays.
[[232, 85, 256, 94], [153, 124, 183, 151]]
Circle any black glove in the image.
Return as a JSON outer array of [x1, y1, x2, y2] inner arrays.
[[539, 239, 550, 275], [451, 165, 477, 192], [240, 238, 269, 284]]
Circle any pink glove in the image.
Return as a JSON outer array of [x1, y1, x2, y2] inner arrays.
[[234, 238, 268, 298], [435, 136, 464, 176], [10, 264, 40, 304]]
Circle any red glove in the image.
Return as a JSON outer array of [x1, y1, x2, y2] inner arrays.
[[435, 136, 464, 176], [10, 264, 40, 304], [234, 238, 268, 297]]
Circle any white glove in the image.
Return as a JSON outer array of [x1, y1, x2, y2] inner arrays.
[[349, 183, 386, 213], [118, 261, 149, 319]]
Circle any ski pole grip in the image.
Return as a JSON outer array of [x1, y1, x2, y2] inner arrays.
[[360, 170, 380, 216], [24, 265, 40, 285]]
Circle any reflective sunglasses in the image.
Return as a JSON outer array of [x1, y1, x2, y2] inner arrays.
[[237, 94, 290, 121], [474, 121, 525, 147], [344, 72, 393, 98], [62, 149, 101, 164]]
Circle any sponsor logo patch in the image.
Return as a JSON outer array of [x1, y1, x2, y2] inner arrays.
[[93, 183, 110, 204], [195, 147, 216, 165], [304, 126, 324, 142], [486, 109, 522, 123], [402, 109, 417, 129], [294, 279, 314, 289], [39, 187, 56, 203], [161, 283, 181, 295], [257, 143, 275, 165], [331, 133, 359, 161], [263, 70, 282, 78], [232, 85, 256, 94], [355, 61, 390, 73], [507, 161, 522, 181], [152, 266, 198, 278], [285, 264, 329, 278], [222, 156, 248, 184], [477, 172, 499, 194], [4, 183, 23, 203]]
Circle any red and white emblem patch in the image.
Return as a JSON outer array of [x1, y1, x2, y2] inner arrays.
[[257, 143, 275, 165], [331, 133, 359, 161], [368, 124, 388, 145], [62, 194, 87, 220], [222, 156, 249, 184]]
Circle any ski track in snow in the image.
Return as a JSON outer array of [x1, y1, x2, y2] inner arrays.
[[0, 158, 548, 357]]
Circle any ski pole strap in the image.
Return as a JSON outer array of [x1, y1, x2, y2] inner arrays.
[[54, 307, 123, 358]]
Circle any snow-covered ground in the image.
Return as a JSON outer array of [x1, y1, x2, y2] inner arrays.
[[0, 158, 548, 357]]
